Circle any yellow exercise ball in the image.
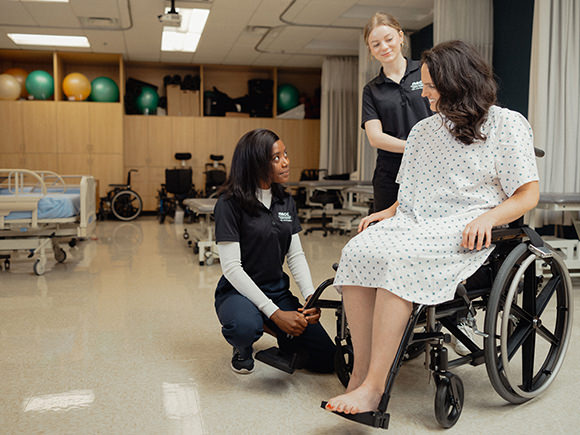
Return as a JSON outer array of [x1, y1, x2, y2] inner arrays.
[[4, 67, 28, 98], [0, 73, 21, 100], [63, 72, 91, 101]]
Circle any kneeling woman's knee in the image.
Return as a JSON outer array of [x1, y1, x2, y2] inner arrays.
[[221, 315, 263, 344]]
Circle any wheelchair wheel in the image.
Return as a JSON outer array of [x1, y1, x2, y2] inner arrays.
[[483, 242, 573, 404], [334, 338, 354, 388], [111, 190, 142, 221], [434, 373, 464, 428]]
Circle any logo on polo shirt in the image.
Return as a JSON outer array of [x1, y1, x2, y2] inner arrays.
[[278, 211, 292, 222], [410, 80, 423, 91]]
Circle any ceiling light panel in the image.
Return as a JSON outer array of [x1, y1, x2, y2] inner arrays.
[[7, 33, 90, 47]]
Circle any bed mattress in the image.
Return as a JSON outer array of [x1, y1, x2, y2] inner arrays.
[[0, 188, 81, 220]]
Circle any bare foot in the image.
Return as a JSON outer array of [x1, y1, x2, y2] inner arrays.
[[325, 384, 382, 414], [345, 374, 364, 393]]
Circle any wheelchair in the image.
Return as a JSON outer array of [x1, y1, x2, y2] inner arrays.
[[306, 222, 574, 429], [98, 169, 142, 221], [157, 153, 198, 223], [204, 154, 227, 197]]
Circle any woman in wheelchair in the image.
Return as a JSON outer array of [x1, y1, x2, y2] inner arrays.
[[324, 41, 543, 416], [213, 129, 335, 375]]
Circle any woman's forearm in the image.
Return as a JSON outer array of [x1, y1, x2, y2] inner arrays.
[[365, 119, 406, 153], [485, 181, 540, 226]]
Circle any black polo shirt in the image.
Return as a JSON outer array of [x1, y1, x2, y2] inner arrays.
[[215, 191, 301, 286], [361, 58, 432, 160]]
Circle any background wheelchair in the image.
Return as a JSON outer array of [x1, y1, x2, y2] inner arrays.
[[307, 221, 574, 429], [98, 169, 142, 221], [157, 153, 198, 223]]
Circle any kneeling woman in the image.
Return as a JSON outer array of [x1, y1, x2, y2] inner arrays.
[[214, 128, 335, 374]]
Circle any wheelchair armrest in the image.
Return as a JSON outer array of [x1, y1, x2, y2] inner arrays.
[[490, 227, 525, 243]]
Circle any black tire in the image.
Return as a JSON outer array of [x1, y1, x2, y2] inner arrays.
[[111, 190, 142, 221], [55, 248, 66, 263], [334, 340, 354, 388], [434, 373, 464, 428], [483, 242, 573, 404]]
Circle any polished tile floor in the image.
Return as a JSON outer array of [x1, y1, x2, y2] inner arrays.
[[1, 217, 579, 434]]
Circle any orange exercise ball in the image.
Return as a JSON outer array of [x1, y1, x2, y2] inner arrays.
[[63, 72, 91, 101], [4, 67, 28, 98], [0, 74, 21, 100]]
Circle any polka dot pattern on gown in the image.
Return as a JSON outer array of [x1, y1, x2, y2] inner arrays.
[[334, 106, 539, 304]]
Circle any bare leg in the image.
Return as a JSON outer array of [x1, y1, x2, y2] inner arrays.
[[341, 285, 376, 392], [326, 289, 413, 414]]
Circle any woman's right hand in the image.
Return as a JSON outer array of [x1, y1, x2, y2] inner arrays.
[[270, 309, 308, 336], [358, 203, 398, 232]]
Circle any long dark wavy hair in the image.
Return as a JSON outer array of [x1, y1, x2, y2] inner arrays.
[[421, 40, 497, 145], [220, 128, 286, 215]]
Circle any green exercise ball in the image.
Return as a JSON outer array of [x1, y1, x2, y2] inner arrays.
[[277, 83, 299, 113], [136, 86, 158, 114], [90, 76, 119, 102], [25, 70, 54, 100]]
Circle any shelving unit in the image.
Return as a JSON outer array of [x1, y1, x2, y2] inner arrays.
[[0, 49, 322, 211]]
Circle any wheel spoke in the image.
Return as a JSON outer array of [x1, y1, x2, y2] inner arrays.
[[535, 274, 561, 316], [506, 321, 534, 361], [521, 331, 536, 390], [536, 325, 560, 346]]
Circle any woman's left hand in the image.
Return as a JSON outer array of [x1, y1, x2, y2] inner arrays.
[[461, 213, 496, 250], [298, 295, 321, 324]]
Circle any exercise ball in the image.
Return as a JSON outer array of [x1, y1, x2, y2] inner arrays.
[[25, 70, 54, 100], [0, 74, 21, 100], [90, 76, 119, 102], [136, 86, 159, 114], [4, 67, 28, 98], [277, 83, 299, 113], [63, 72, 91, 101]]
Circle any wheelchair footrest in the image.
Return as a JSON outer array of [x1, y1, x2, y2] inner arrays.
[[321, 402, 390, 429], [255, 347, 297, 374]]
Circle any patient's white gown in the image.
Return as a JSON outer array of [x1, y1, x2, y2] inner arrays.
[[334, 106, 539, 304]]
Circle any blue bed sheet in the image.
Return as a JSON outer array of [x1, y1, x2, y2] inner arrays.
[[1, 188, 81, 220]]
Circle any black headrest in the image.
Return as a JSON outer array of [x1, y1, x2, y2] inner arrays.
[[210, 154, 224, 161], [175, 153, 192, 161]]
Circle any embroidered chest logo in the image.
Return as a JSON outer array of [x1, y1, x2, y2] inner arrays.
[[278, 211, 292, 222], [410, 81, 424, 91]]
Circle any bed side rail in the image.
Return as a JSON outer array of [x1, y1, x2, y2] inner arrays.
[[0, 169, 47, 229]]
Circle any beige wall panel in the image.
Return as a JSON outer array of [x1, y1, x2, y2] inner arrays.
[[23, 153, 58, 172], [146, 117, 173, 168], [56, 102, 89, 154], [0, 153, 25, 168], [58, 153, 91, 175], [0, 101, 23, 153], [90, 154, 123, 196], [123, 116, 148, 167], [90, 103, 123, 154], [21, 102, 57, 153]]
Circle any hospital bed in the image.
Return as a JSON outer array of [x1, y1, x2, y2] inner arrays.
[[0, 169, 96, 275]]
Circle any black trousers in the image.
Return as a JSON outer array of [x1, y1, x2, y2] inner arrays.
[[372, 155, 403, 212], [215, 274, 335, 373]]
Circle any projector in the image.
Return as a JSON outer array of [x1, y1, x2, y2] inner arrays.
[[158, 12, 182, 27]]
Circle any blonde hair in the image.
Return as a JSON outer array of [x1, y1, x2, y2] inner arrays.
[[363, 12, 404, 48]]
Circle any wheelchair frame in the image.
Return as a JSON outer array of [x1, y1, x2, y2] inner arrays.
[[310, 224, 573, 429]]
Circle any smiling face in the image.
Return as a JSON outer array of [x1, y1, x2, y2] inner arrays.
[[269, 140, 290, 185], [367, 24, 404, 65], [421, 64, 440, 112]]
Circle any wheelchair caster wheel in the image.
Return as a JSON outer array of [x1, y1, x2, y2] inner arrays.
[[434, 373, 464, 428], [4, 259, 10, 271], [183, 230, 189, 240], [55, 248, 66, 264], [33, 259, 45, 276]]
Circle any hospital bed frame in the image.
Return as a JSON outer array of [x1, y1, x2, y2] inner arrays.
[[0, 169, 96, 275]]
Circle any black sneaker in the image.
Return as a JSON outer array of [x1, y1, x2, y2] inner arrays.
[[231, 348, 254, 374]]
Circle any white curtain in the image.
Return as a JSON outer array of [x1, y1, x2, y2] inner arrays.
[[433, 0, 494, 64], [528, 0, 580, 225], [319, 56, 359, 175], [355, 35, 381, 181]]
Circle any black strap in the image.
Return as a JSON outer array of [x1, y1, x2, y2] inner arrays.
[[522, 226, 544, 247]]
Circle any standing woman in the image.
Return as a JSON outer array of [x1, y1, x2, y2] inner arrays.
[[214, 129, 335, 374], [362, 12, 433, 212]]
